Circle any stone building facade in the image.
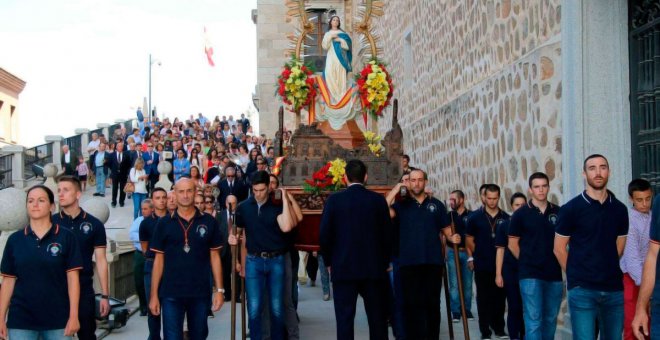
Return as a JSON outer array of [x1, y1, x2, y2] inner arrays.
[[0, 68, 25, 147], [255, 0, 636, 212]]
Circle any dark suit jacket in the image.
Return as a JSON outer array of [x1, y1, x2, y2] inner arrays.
[[215, 209, 233, 257], [61, 151, 78, 176], [109, 150, 132, 180], [319, 184, 392, 281], [205, 167, 220, 184], [142, 151, 159, 176], [88, 151, 110, 176], [217, 179, 247, 207]]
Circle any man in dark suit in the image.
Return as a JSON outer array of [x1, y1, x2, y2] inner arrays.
[[215, 194, 239, 301], [142, 142, 159, 191], [240, 113, 250, 133], [130, 142, 144, 167], [109, 141, 132, 207], [319, 159, 392, 340], [217, 166, 247, 207], [61, 145, 78, 176]]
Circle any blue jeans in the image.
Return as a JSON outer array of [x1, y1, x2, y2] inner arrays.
[[519, 278, 563, 340], [246, 254, 285, 340], [95, 170, 106, 194], [161, 296, 209, 340], [446, 249, 473, 315], [8, 329, 70, 340], [568, 287, 623, 340], [318, 255, 331, 296], [144, 259, 161, 340], [133, 192, 146, 219], [651, 298, 660, 340]]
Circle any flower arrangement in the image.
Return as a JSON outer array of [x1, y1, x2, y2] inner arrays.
[[303, 158, 346, 194], [277, 57, 316, 113], [355, 59, 394, 120], [363, 131, 384, 157]]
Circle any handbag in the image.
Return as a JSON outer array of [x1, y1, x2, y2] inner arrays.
[[123, 182, 135, 193]]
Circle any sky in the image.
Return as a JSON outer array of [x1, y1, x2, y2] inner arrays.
[[0, 0, 257, 146]]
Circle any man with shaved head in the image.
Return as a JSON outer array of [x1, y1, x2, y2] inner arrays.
[[149, 178, 226, 339]]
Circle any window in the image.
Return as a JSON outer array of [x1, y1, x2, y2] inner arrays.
[[304, 9, 330, 71], [10, 105, 15, 143], [403, 27, 413, 88]]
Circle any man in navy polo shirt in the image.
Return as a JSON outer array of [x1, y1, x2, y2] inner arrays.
[[447, 189, 474, 322], [140, 187, 169, 340], [466, 183, 509, 340], [554, 154, 628, 339], [234, 170, 296, 340], [53, 176, 109, 340], [508, 172, 563, 340], [149, 178, 225, 340], [632, 193, 660, 339], [389, 169, 457, 339]]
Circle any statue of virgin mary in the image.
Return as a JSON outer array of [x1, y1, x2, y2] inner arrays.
[[317, 15, 359, 129]]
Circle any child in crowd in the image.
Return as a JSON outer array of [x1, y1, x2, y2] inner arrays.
[[76, 155, 89, 191]]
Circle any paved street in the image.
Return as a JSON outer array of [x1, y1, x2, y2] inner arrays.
[[85, 188, 480, 339]]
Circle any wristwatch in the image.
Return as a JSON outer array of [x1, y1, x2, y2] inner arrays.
[[467, 257, 474, 262], [100, 294, 109, 299], [216, 288, 225, 293]]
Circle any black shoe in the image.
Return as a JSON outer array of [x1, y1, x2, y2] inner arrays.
[[494, 332, 509, 339], [111, 203, 116, 207], [99, 194, 105, 197], [452, 312, 460, 323], [467, 311, 475, 320], [120, 203, 124, 207], [93, 193, 100, 197]]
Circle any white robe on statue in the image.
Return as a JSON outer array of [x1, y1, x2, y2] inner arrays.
[[316, 30, 358, 130]]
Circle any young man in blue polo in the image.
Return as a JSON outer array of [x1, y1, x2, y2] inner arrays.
[[447, 189, 474, 322], [466, 184, 509, 340], [389, 169, 457, 339], [508, 172, 563, 340], [139, 187, 169, 340], [233, 170, 296, 340], [53, 175, 110, 340], [148, 178, 225, 340], [554, 154, 628, 339]]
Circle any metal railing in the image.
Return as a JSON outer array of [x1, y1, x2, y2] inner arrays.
[[23, 143, 53, 179], [63, 135, 82, 156], [0, 153, 13, 189]]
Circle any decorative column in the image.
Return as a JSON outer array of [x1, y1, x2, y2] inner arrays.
[[97, 123, 110, 140], [45, 135, 64, 171], [1, 145, 26, 189], [76, 128, 90, 157]]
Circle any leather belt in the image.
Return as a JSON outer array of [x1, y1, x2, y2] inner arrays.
[[250, 250, 285, 258]]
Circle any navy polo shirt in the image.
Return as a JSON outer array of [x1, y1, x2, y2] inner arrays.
[[494, 219, 517, 269], [649, 194, 660, 297], [447, 209, 471, 248], [52, 209, 107, 289], [150, 209, 222, 298], [139, 214, 161, 259], [466, 208, 510, 273], [1, 224, 83, 331], [556, 191, 628, 291], [235, 197, 287, 253], [392, 196, 449, 267], [508, 201, 562, 281]]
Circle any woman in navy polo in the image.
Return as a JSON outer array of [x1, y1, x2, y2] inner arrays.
[[0, 185, 83, 340]]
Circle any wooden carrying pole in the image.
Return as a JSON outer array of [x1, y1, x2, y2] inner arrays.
[[449, 213, 471, 339], [230, 215, 237, 340], [239, 227, 247, 340], [442, 240, 455, 340]]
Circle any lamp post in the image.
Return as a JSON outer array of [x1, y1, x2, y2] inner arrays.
[[148, 54, 161, 122]]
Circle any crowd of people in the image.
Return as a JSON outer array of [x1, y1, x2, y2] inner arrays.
[[4, 111, 660, 340]]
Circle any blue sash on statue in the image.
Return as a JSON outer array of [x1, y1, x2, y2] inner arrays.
[[333, 32, 352, 73]]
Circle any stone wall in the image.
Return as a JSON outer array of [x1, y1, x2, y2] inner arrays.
[[373, 0, 563, 209]]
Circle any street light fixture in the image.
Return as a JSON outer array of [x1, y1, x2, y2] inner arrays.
[[148, 54, 161, 122]]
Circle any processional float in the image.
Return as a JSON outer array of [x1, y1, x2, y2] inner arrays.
[[230, 0, 470, 338]]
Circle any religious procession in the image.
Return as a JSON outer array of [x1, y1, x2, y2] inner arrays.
[[1, 0, 659, 340]]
